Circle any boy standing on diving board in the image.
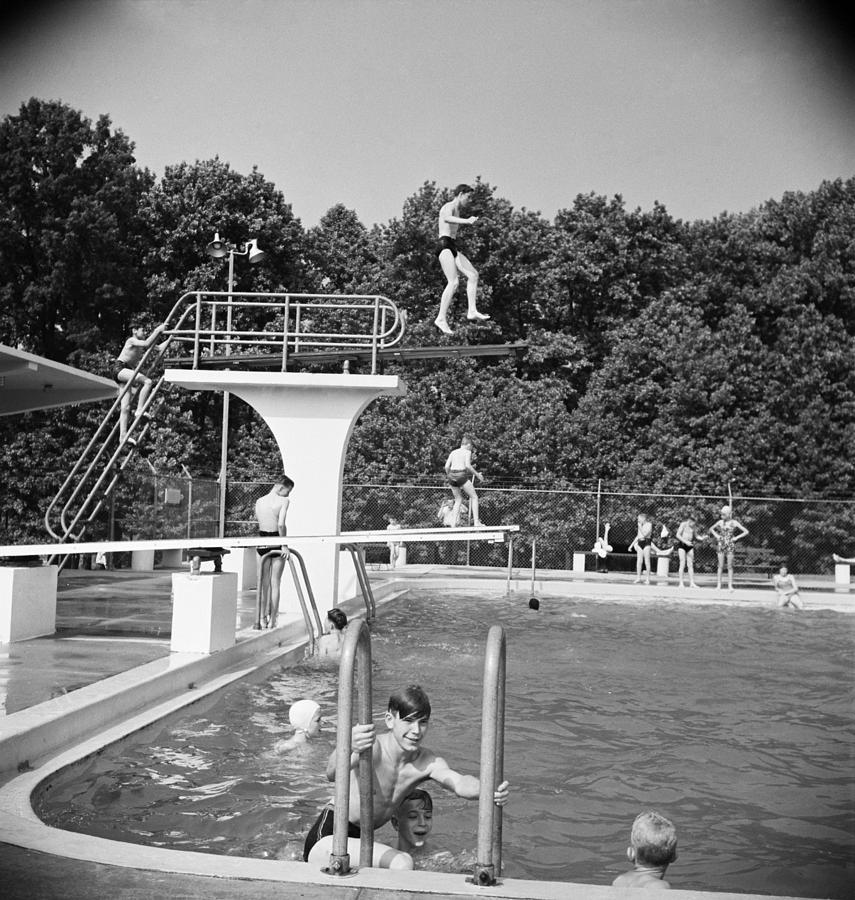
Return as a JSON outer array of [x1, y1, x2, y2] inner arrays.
[[303, 684, 509, 867]]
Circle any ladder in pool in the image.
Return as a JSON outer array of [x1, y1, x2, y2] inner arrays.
[[323, 619, 507, 884], [45, 290, 405, 551], [257, 544, 376, 652]]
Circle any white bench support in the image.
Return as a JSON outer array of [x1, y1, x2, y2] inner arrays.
[[572, 551, 586, 573], [131, 549, 155, 571], [835, 563, 851, 586], [656, 554, 670, 578], [0, 566, 58, 642], [170, 572, 238, 654], [158, 548, 184, 568]]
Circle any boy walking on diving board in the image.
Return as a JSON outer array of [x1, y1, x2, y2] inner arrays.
[[303, 684, 510, 868]]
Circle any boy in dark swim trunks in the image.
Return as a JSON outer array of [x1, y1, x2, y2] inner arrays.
[[444, 436, 484, 527], [253, 476, 294, 628], [303, 684, 509, 868], [434, 184, 490, 334]]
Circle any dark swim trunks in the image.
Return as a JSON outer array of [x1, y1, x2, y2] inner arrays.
[[676, 540, 694, 553], [446, 469, 471, 488], [257, 530, 283, 557], [437, 235, 459, 258], [303, 805, 361, 861], [637, 538, 651, 549]]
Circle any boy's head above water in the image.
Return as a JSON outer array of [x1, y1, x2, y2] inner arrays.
[[629, 810, 678, 867], [391, 788, 433, 850], [387, 684, 431, 722]]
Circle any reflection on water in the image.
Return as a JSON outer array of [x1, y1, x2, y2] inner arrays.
[[34, 593, 855, 897]]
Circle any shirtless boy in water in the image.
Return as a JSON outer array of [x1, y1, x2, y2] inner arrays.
[[434, 184, 490, 334], [612, 810, 678, 890], [303, 685, 509, 868]]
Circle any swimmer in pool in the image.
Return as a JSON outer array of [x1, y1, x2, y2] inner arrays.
[[276, 699, 322, 752], [612, 810, 678, 889], [444, 436, 484, 527], [306, 788, 434, 870], [302, 684, 510, 867], [434, 183, 490, 334], [772, 565, 804, 610], [254, 476, 294, 629], [316, 608, 348, 661]]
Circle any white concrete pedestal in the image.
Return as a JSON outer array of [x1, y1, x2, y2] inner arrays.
[[0, 566, 58, 642], [656, 555, 670, 578], [170, 572, 238, 654], [835, 563, 851, 585], [222, 547, 258, 591], [164, 371, 405, 617], [131, 549, 155, 571], [573, 551, 586, 573]]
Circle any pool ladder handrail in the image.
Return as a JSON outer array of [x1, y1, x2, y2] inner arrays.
[[324, 620, 507, 882], [471, 624, 507, 886], [341, 543, 376, 620], [258, 546, 324, 651], [327, 618, 375, 874]]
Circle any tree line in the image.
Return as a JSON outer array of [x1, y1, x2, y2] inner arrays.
[[0, 98, 853, 545]]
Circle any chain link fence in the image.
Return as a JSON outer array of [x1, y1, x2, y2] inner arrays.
[[85, 475, 855, 577]]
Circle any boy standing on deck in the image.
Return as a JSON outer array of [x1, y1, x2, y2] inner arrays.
[[444, 436, 485, 527], [612, 810, 678, 889], [303, 684, 509, 866]]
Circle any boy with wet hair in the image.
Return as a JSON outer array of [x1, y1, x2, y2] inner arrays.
[[612, 810, 678, 889], [303, 684, 509, 865], [317, 607, 348, 660]]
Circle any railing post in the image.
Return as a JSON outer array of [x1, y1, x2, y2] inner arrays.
[[470, 624, 506, 886], [326, 619, 374, 875]]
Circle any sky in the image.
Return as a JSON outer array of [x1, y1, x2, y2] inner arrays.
[[1, 0, 853, 229]]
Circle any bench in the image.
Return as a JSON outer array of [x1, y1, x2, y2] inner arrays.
[[186, 547, 230, 574], [734, 547, 782, 581]]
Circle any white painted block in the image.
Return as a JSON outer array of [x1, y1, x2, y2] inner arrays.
[[221, 546, 258, 591], [572, 551, 586, 573], [170, 572, 238, 654], [0, 566, 58, 642], [656, 555, 670, 577], [835, 563, 851, 585], [131, 549, 155, 571]]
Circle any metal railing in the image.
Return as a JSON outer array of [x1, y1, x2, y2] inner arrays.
[[342, 543, 377, 620], [471, 625, 507, 886], [258, 546, 324, 649], [166, 290, 405, 374], [327, 618, 375, 875]]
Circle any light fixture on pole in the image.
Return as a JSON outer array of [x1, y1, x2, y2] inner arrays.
[[206, 232, 266, 537]]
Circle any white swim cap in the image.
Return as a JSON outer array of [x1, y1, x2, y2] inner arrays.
[[289, 699, 321, 732], [721, 505, 731, 516]]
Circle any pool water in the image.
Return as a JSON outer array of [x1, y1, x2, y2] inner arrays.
[[34, 592, 854, 897]]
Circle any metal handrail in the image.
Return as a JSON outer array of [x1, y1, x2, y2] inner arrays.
[[258, 546, 324, 650], [470, 625, 507, 887], [326, 619, 374, 875], [165, 290, 405, 374], [341, 543, 376, 620]]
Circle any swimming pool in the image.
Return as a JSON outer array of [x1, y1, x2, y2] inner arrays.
[[33, 590, 854, 898]]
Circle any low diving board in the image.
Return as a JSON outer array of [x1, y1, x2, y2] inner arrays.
[[0, 525, 519, 559], [164, 342, 528, 371]]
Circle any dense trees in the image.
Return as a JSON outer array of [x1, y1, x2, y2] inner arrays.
[[0, 98, 852, 546]]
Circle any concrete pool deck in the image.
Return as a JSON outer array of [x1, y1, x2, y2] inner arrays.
[[0, 562, 847, 899]]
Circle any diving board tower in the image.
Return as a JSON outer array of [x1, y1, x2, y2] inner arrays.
[[163, 290, 408, 617]]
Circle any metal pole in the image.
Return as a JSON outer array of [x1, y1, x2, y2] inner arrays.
[[530, 537, 536, 597], [595, 478, 602, 546], [217, 250, 235, 539], [505, 536, 513, 592]]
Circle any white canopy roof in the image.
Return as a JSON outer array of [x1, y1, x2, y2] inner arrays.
[[0, 344, 116, 416]]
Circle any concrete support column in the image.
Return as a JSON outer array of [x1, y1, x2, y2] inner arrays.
[[222, 546, 258, 591], [0, 566, 58, 642], [835, 563, 851, 586], [164, 372, 405, 621]]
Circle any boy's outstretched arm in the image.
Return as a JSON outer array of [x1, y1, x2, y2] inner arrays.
[[430, 756, 510, 805], [325, 721, 375, 781]]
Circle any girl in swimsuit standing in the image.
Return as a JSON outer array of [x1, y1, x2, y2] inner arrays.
[[708, 505, 748, 591], [630, 513, 654, 585]]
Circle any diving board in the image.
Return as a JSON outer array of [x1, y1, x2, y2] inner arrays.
[[0, 526, 518, 559]]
